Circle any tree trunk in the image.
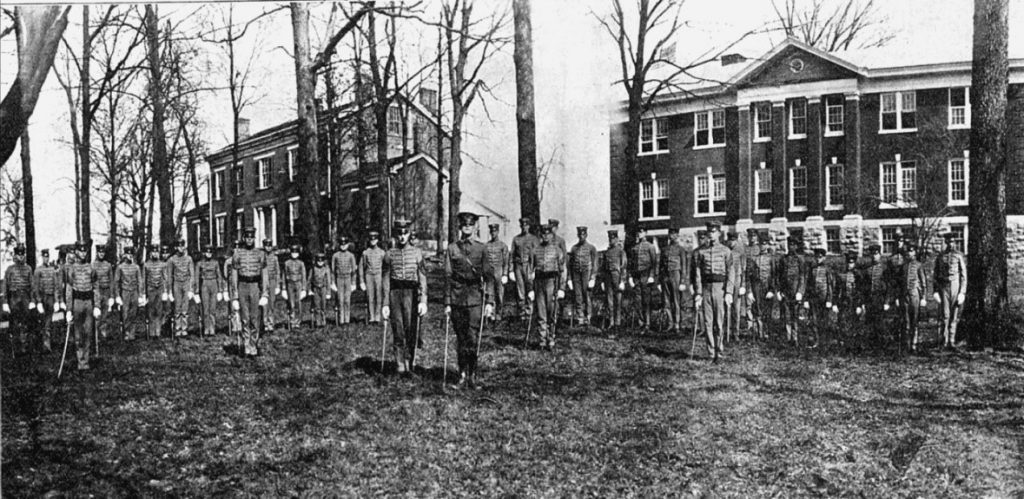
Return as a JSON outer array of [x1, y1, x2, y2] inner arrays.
[[367, 10, 393, 241], [290, 3, 324, 251], [80, 5, 92, 242], [513, 0, 540, 226], [145, 5, 173, 245], [20, 128, 36, 267], [434, 18, 445, 255], [448, 107, 463, 244], [622, 101, 642, 248], [964, 0, 1009, 346]]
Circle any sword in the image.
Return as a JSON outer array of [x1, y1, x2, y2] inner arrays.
[[380, 317, 389, 374], [412, 311, 423, 371], [442, 312, 451, 386], [57, 316, 73, 379]]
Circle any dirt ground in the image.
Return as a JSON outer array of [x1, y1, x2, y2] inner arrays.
[[3, 303, 1023, 497]]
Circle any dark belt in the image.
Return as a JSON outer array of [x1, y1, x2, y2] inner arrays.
[[391, 279, 419, 290], [238, 275, 260, 283], [701, 274, 727, 283], [536, 270, 559, 279], [72, 290, 93, 300]]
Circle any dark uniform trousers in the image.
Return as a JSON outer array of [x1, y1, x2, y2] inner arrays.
[[71, 294, 94, 368], [388, 282, 419, 363], [534, 272, 559, 340], [864, 263, 889, 338], [309, 266, 331, 327], [570, 268, 593, 322], [197, 261, 221, 336], [7, 290, 32, 353], [35, 266, 60, 350], [283, 260, 306, 327], [452, 302, 482, 373], [511, 234, 538, 318], [144, 261, 167, 338], [702, 282, 726, 356], [238, 280, 262, 353], [265, 256, 280, 331]]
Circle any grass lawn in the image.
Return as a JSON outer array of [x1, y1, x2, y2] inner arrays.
[[3, 304, 1024, 497]]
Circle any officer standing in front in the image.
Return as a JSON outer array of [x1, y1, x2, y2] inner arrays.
[[382, 220, 428, 374], [746, 233, 776, 340], [629, 229, 658, 331], [863, 244, 890, 339], [114, 247, 142, 341], [195, 245, 224, 337], [933, 230, 967, 349], [360, 231, 386, 324], [778, 237, 807, 345], [899, 244, 926, 352], [167, 239, 194, 337], [92, 243, 115, 339], [143, 244, 168, 339], [483, 223, 509, 321], [64, 241, 98, 370], [230, 227, 268, 357], [602, 230, 627, 328], [444, 212, 494, 388], [529, 224, 566, 349], [33, 248, 60, 351], [693, 222, 733, 363], [4, 244, 34, 354], [568, 226, 598, 326], [282, 244, 307, 329], [510, 218, 538, 320], [660, 228, 688, 332], [331, 236, 357, 325], [806, 247, 834, 346], [308, 252, 332, 328]]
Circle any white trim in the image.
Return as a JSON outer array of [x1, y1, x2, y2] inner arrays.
[[727, 39, 865, 87], [824, 95, 845, 136], [256, 156, 273, 190], [639, 179, 669, 220], [878, 128, 918, 135], [286, 146, 298, 182], [753, 168, 772, 214], [252, 151, 276, 161], [753, 103, 772, 141], [947, 157, 970, 206], [753, 209, 772, 214], [694, 172, 726, 217], [737, 79, 859, 107], [789, 165, 807, 211], [878, 90, 917, 133], [878, 159, 918, 209], [639, 117, 670, 155], [947, 86, 971, 129], [693, 110, 725, 148], [788, 98, 807, 139], [694, 212, 726, 218], [824, 162, 844, 210], [692, 144, 727, 150]]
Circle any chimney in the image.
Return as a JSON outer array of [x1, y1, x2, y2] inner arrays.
[[721, 53, 747, 66], [237, 118, 250, 140]]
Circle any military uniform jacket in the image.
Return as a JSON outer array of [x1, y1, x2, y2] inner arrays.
[[933, 250, 967, 297], [92, 260, 114, 292], [728, 246, 747, 294], [5, 263, 33, 300], [445, 237, 494, 307], [33, 264, 59, 302], [863, 261, 890, 300], [308, 265, 331, 290], [569, 242, 598, 275], [511, 232, 539, 267], [807, 263, 834, 302], [661, 243, 688, 274], [836, 268, 859, 305], [552, 234, 567, 259], [693, 243, 733, 296], [331, 251, 357, 280], [776, 253, 807, 298], [167, 254, 193, 289], [143, 260, 167, 292], [230, 247, 268, 299], [747, 252, 776, 292], [284, 259, 307, 288], [601, 244, 627, 286], [64, 263, 97, 303], [265, 251, 281, 288], [530, 242, 566, 291], [630, 240, 658, 280], [195, 259, 224, 291], [484, 240, 510, 277], [115, 263, 141, 296], [899, 260, 926, 297], [382, 245, 427, 303], [360, 247, 386, 285]]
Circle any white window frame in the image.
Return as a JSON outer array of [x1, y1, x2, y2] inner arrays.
[[881, 227, 900, 255], [287, 146, 298, 182], [256, 154, 273, 190], [754, 166, 772, 214], [639, 117, 670, 155], [639, 178, 669, 220], [288, 196, 300, 235], [212, 168, 225, 201], [214, 213, 226, 248], [949, 225, 968, 254], [825, 95, 844, 136], [825, 161, 844, 210], [825, 227, 841, 254], [387, 106, 402, 136], [789, 162, 807, 212], [233, 163, 244, 196], [235, 208, 244, 240], [753, 103, 771, 142], [879, 91, 917, 133], [694, 170, 726, 217], [788, 98, 807, 139], [879, 156, 917, 209], [948, 87, 971, 129], [255, 205, 278, 247], [948, 153, 969, 206], [693, 110, 725, 149]]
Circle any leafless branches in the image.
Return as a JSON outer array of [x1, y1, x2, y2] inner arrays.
[[771, 0, 893, 52]]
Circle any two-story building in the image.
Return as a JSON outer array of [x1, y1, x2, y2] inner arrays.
[[609, 38, 1024, 259]]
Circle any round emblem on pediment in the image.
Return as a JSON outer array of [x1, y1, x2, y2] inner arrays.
[[788, 58, 805, 73]]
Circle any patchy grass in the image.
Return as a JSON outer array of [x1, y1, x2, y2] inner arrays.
[[3, 306, 1024, 497]]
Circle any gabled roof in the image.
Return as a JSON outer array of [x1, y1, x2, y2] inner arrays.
[[337, 152, 447, 189], [727, 37, 866, 86]]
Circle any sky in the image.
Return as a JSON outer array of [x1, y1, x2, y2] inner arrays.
[[2, 0, 1023, 255]]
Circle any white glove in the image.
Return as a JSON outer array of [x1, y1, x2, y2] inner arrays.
[[920, 298, 927, 307], [678, 284, 686, 292], [776, 293, 784, 302], [567, 280, 574, 291], [232, 300, 240, 311], [417, 302, 427, 316], [445, 305, 452, 316], [138, 297, 146, 307], [883, 303, 890, 311], [856, 306, 864, 315], [300, 290, 307, 299], [66, 311, 73, 322], [107, 298, 115, 310], [619, 283, 625, 291], [331, 284, 338, 292], [275, 287, 281, 296], [739, 287, 746, 296], [748, 292, 755, 302], [59, 302, 67, 311], [501, 276, 508, 285], [528, 291, 535, 301], [161, 292, 168, 301], [933, 292, 940, 302], [656, 284, 662, 293], [647, 276, 654, 284], [382, 305, 391, 317], [485, 303, 494, 316], [29, 301, 36, 310], [5, 303, 13, 313], [795, 292, 803, 301], [831, 305, 839, 313], [115, 297, 123, 306], [694, 295, 703, 306], [895, 299, 901, 307], [509, 272, 516, 282], [957, 293, 965, 305], [588, 279, 595, 289], [93, 307, 101, 318], [259, 296, 268, 307], [359, 283, 365, 291], [766, 291, 774, 299], [193, 294, 201, 304], [36, 303, 44, 314], [825, 301, 832, 309], [557, 290, 565, 299], [187, 291, 194, 301], [281, 290, 289, 300], [803, 301, 810, 309], [350, 284, 356, 292], [725, 294, 734, 305], [629, 277, 635, 288]]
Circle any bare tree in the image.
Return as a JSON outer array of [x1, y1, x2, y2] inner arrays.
[[771, 0, 893, 51], [145, 4, 176, 245], [513, 0, 540, 226], [536, 144, 563, 206], [1, 165, 24, 246]]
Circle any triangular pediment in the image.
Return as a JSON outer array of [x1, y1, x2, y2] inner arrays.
[[730, 39, 864, 89]]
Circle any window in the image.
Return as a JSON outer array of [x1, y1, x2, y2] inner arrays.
[[694, 110, 725, 148], [754, 103, 771, 141], [287, 147, 298, 182], [789, 98, 807, 138], [639, 179, 668, 219], [387, 106, 402, 135], [288, 197, 300, 235], [880, 91, 916, 132], [789, 165, 807, 211], [695, 172, 726, 215], [825, 163, 844, 208], [948, 157, 969, 205], [257, 156, 273, 190], [754, 168, 772, 212], [949, 225, 967, 253], [825, 95, 844, 135], [234, 166, 244, 196], [214, 214, 226, 248], [419, 88, 438, 112], [949, 87, 970, 128], [235, 209, 244, 241], [639, 118, 669, 154], [881, 227, 900, 255], [212, 169, 225, 201], [255, 206, 277, 246], [880, 159, 917, 207], [826, 227, 841, 254]]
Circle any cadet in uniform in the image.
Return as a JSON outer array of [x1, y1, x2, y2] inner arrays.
[[510, 218, 538, 320], [360, 231, 386, 324], [4, 244, 34, 354], [933, 231, 967, 349], [629, 229, 658, 331], [863, 244, 890, 339], [33, 248, 60, 351], [167, 240, 194, 337], [195, 246, 224, 336], [308, 252, 331, 328], [484, 224, 510, 321], [143, 244, 168, 338], [444, 212, 494, 387], [693, 222, 734, 363], [529, 224, 565, 349], [262, 239, 281, 332], [230, 227, 269, 357], [724, 231, 747, 341], [549, 218, 567, 257], [64, 241, 98, 370], [899, 244, 927, 352], [835, 252, 861, 324], [806, 247, 834, 346], [601, 230, 627, 327], [331, 236, 357, 325], [778, 237, 807, 345], [568, 226, 598, 325], [689, 230, 709, 334], [382, 220, 428, 373], [114, 247, 142, 340], [746, 233, 776, 340], [283, 244, 307, 329], [660, 228, 688, 332], [92, 244, 115, 339]]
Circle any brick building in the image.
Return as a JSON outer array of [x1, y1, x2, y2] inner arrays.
[[185, 89, 449, 253], [609, 38, 1024, 261]]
